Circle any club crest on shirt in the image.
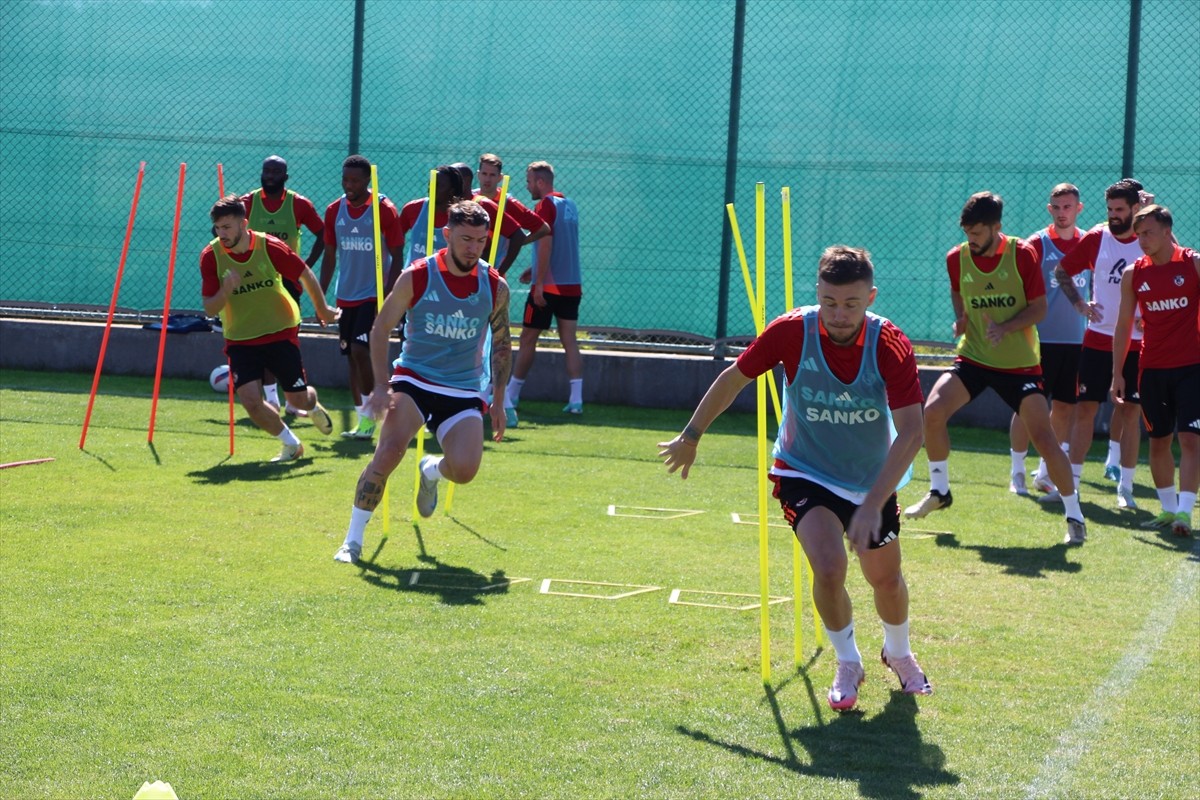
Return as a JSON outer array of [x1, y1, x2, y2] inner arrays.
[[1175, 274, 1185, 286]]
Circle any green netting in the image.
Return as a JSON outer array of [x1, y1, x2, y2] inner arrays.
[[1, 0, 1196, 345]]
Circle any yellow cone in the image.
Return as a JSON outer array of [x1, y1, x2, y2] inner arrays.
[[133, 780, 178, 800]]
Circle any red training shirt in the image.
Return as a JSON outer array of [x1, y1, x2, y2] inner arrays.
[[1130, 246, 1200, 370]]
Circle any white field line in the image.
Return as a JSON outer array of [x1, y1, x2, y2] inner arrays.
[[1024, 539, 1200, 799]]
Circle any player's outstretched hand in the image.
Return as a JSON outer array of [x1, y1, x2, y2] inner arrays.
[[658, 436, 697, 480], [846, 505, 882, 554], [363, 385, 391, 420], [489, 403, 506, 443], [316, 304, 341, 327]]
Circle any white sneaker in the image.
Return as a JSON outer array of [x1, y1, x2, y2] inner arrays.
[[270, 442, 304, 463], [903, 489, 952, 519], [1063, 517, 1087, 545], [333, 543, 361, 564], [1116, 485, 1138, 510], [1039, 488, 1063, 505], [1009, 473, 1028, 496], [310, 402, 333, 435], [1032, 475, 1056, 494], [417, 455, 440, 518]]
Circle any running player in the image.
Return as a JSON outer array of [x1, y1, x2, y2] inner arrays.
[[1112, 205, 1199, 535], [241, 155, 325, 417], [1053, 179, 1145, 508], [200, 195, 339, 461], [660, 245, 931, 711], [905, 192, 1087, 545], [334, 201, 512, 563], [1009, 184, 1088, 497], [319, 154, 405, 441]]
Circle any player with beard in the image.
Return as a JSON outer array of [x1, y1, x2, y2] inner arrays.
[[905, 192, 1088, 545], [1053, 179, 1146, 510], [334, 201, 512, 564], [474, 153, 551, 275], [660, 245, 932, 712], [1112, 205, 1200, 535], [241, 155, 325, 417]]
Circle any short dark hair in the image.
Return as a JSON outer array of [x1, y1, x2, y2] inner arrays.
[[450, 163, 474, 200], [960, 192, 1003, 227], [479, 153, 502, 171], [1105, 178, 1141, 206], [818, 245, 874, 286], [210, 194, 245, 222], [342, 154, 371, 177], [1050, 183, 1080, 200], [1133, 204, 1172, 230], [527, 161, 555, 182], [435, 164, 465, 201], [448, 200, 490, 229]]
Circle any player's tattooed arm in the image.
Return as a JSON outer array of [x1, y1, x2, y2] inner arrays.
[[489, 281, 513, 401]]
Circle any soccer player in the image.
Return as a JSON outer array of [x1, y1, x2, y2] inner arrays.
[[905, 192, 1087, 545], [319, 154, 405, 441], [200, 195, 339, 461], [241, 155, 325, 417], [660, 245, 931, 711], [397, 164, 462, 271], [334, 201, 513, 564], [504, 161, 583, 425], [1112, 205, 1200, 535], [1008, 184, 1088, 497], [1053, 179, 1146, 508], [475, 153, 551, 275]]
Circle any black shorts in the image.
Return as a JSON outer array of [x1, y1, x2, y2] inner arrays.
[[950, 360, 1045, 414], [1077, 345, 1140, 403], [1040, 343, 1082, 404], [226, 339, 307, 392], [338, 302, 377, 356], [523, 291, 580, 330], [392, 379, 484, 441], [772, 476, 901, 550], [1139, 364, 1200, 439]]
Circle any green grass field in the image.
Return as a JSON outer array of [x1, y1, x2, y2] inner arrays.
[[1, 368, 1197, 800]]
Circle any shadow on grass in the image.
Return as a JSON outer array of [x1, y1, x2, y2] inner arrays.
[[79, 449, 117, 472], [186, 458, 330, 484], [934, 533, 1082, 577], [1133, 530, 1199, 557], [354, 529, 512, 606], [678, 679, 958, 799]]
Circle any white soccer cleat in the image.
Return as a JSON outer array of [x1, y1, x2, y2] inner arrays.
[[1009, 473, 1028, 496], [333, 543, 361, 564], [417, 455, 440, 518], [1063, 517, 1087, 546], [270, 442, 304, 463], [1039, 488, 1063, 505], [310, 402, 333, 435], [903, 489, 952, 519], [1116, 485, 1138, 510], [1032, 475, 1056, 494]]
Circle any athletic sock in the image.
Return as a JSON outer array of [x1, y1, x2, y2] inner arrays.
[[345, 506, 372, 548], [928, 460, 949, 494], [1010, 450, 1026, 476], [421, 455, 443, 481], [1156, 486, 1178, 514], [356, 404, 370, 424], [1120, 467, 1136, 493], [1178, 491, 1196, 519], [1070, 462, 1084, 490], [276, 426, 300, 447], [824, 622, 862, 664], [568, 378, 583, 406], [881, 619, 912, 659], [1105, 439, 1120, 469], [506, 377, 525, 408], [1062, 492, 1083, 522], [263, 383, 280, 406], [1034, 457, 1049, 483]]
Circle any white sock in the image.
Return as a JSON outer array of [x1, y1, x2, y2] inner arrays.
[[1010, 450, 1026, 476], [1156, 486, 1178, 514], [568, 378, 583, 405], [1071, 462, 1084, 489], [824, 622, 862, 663], [506, 377, 525, 408], [928, 460, 949, 494], [276, 426, 300, 447], [1178, 491, 1196, 518], [1062, 492, 1083, 522], [344, 506, 373, 548], [882, 619, 912, 659], [1105, 440, 1120, 469], [421, 455, 443, 481], [1119, 466, 1136, 492], [1034, 458, 1048, 482], [263, 383, 279, 406]]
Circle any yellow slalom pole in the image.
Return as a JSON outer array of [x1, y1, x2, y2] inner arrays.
[[782, 186, 802, 668], [370, 165, 390, 534], [725, 203, 782, 423], [414, 169, 438, 518], [487, 174, 511, 266], [755, 182, 770, 685]]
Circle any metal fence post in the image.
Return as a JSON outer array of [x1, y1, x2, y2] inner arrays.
[[348, 0, 366, 155], [1121, 0, 1142, 179], [713, 0, 747, 357]]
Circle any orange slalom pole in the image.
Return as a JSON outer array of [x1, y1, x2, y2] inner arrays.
[[217, 162, 225, 197], [148, 162, 187, 442], [80, 161, 145, 449]]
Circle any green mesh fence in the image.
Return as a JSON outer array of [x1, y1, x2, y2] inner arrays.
[[1, 0, 1196, 347]]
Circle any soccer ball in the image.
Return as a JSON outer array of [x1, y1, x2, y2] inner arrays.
[[209, 364, 231, 393]]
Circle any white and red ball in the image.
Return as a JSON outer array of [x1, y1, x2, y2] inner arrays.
[[209, 364, 231, 393]]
